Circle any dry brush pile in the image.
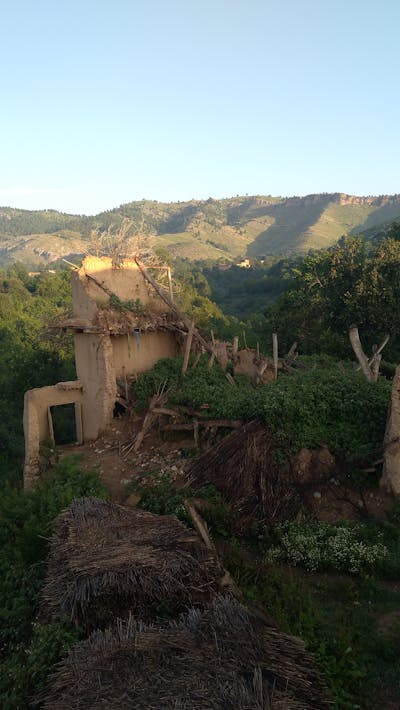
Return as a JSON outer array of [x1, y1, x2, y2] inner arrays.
[[42, 598, 331, 710], [40, 497, 227, 632]]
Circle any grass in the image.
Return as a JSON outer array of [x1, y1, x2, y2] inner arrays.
[[226, 548, 400, 709]]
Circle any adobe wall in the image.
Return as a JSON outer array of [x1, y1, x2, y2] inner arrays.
[[23, 256, 181, 488], [74, 333, 116, 440], [23, 382, 83, 489], [71, 256, 168, 318], [111, 332, 179, 377]]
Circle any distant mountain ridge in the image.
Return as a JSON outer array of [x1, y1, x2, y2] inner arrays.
[[1, 192, 400, 266]]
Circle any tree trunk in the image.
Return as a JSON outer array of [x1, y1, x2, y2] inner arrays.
[[381, 364, 400, 497], [349, 325, 373, 382]]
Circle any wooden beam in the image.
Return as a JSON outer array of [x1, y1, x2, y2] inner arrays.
[[167, 266, 174, 303], [134, 257, 213, 354], [272, 332, 278, 380], [182, 320, 195, 374]]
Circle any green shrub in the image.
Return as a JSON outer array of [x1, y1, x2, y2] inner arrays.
[[135, 470, 233, 538], [134, 358, 391, 463], [264, 522, 389, 575], [260, 368, 391, 461], [0, 457, 107, 708]]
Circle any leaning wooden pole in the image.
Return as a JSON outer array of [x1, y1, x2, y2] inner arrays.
[[272, 333, 278, 380], [182, 320, 195, 375], [134, 257, 213, 355]]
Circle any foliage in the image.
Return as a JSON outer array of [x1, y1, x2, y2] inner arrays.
[[233, 558, 400, 709], [265, 234, 400, 360], [264, 522, 388, 575], [134, 358, 390, 463], [134, 470, 233, 539], [107, 293, 145, 314], [0, 266, 75, 483], [260, 367, 391, 462], [0, 457, 107, 708], [0, 621, 80, 709]]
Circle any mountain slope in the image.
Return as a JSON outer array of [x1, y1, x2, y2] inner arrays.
[[1, 193, 400, 266]]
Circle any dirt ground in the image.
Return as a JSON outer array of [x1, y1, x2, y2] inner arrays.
[[58, 413, 191, 502], [57, 412, 396, 525]]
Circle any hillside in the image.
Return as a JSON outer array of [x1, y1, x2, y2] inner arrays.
[[1, 192, 400, 266]]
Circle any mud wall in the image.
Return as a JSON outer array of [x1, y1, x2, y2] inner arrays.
[[111, 332, 179, 377], [23, 382, 83, 489], [74, 333, 116, 440], [72, 257, 168, 318]]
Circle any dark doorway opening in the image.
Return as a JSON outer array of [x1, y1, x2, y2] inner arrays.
[[50, 403, 77, 445]]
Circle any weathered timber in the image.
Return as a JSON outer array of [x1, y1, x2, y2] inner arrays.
[[135, 257, 213, 354], [182, 320, 195, 374], [272, 332, 278, 380], [160, 419, 242, 432], [349, 325, 374, 382]]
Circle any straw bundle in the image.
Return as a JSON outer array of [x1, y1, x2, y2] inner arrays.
[[184, 420, 301, 530], [43, 597, 330, 709], [41, 497, 226, 631]]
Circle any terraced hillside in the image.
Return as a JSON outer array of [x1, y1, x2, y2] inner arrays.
[[1, 192, 400, 266]]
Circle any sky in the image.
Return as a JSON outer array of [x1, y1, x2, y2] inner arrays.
[[1, 0, 399, 215]]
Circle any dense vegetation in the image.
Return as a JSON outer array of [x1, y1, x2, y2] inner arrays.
[[264, 228, 400, 359], [134, 355, 391, 464], [2, 222, 400, 708], [0, 264, 75, 483], [0, 458, 108, 708]]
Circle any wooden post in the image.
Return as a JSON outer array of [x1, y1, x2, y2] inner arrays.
[[232, 336, 239, 360], [192, 352, 201, 369], [167, 267, 174, 303], [355, 334, 389, 379], [135, 257, 213, 354], [272, 332, 278, 380], [286, 341, 298, 363], [122, 366, 129, 401], [182, 320, 195, 374], [371, 353, 382, 383], [208, 330, 216, 369]]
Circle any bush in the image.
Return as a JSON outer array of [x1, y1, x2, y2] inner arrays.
[[264, 522, 389, 575], [134, 358, 391, 463], [261, 368, 391, 462], [135, 470, 233, 538], [0, 457, 107, 708]]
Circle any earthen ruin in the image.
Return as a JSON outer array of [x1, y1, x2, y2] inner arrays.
[[23, 256, 182, 488]]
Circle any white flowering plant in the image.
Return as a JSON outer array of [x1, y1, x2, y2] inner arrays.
[[265, 522, 389, 575]]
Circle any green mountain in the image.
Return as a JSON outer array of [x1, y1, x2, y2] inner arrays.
[[1, 193, 400, 266]]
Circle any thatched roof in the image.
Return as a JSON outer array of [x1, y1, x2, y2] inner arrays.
[[43, 598, 331, 709], [41, 498, 227, 632], [93, 306, 185, 335], [57, 309, 184, 335], [184, 420, 302, 531]]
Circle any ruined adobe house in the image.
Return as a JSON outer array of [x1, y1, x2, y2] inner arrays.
[[23, 256, 182, 488]]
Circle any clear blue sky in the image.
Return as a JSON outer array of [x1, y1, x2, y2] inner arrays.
[[1, 0, 399, 214]]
